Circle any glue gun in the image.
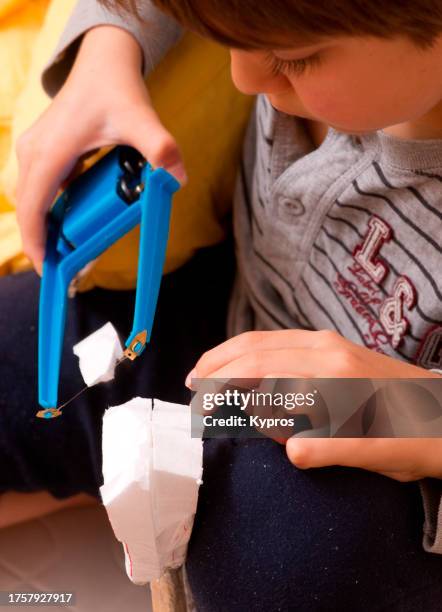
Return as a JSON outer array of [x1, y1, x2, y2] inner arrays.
[[37, 146, 180, 419]]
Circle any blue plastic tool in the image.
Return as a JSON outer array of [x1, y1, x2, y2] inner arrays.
[[37, 146, 180, 419]]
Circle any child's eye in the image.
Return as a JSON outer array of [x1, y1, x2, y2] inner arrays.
[[266, 53, 320, 77]]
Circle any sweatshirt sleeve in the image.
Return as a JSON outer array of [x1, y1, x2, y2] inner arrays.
[[420, 479, 442, 554], [42, 0, 183, 97]]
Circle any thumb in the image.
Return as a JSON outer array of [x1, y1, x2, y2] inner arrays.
[[286, 438, 368, 470], [123, 106, 187, 185]]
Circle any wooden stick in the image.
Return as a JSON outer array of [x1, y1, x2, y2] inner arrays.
[[151, 568, 187, 612]]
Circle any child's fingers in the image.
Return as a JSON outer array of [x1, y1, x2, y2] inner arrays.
[[285, 437, 431, 479], [15, 134, 33, 204], [121, 105, 187, 185], [286, 438, 377, 470], [16, 144, 78, 273], [196, 347, 321, 381], [190, 330, 318, 382]]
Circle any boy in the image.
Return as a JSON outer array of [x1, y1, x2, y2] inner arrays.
[[12, 0, 442, 609]]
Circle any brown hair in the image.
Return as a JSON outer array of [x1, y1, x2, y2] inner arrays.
[[100, 0, 442, 48]]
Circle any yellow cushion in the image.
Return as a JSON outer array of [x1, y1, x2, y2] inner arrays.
[[0, 0, 253, 288], [0, 0, 74, 274]]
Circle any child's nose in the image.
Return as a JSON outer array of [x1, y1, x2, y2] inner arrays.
[[229, 49, 290, 96]]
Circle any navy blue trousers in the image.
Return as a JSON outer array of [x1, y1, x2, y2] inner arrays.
[[1, 242, 441, 610], [0, 242, 235, 498]]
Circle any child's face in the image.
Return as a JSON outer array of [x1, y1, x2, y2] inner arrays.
[[230, 35, 442, 133]]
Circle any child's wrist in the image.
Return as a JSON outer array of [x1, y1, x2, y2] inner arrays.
[[75, 25, 143, 76]]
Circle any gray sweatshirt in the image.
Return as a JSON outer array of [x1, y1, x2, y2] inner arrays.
[[43, 0, 442, 556]]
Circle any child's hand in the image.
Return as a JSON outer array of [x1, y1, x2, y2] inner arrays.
[[186, 329, 439, 381], [16, 25, 186, 274], [286, 438, 442, 482], [187, 330, 442, 481]]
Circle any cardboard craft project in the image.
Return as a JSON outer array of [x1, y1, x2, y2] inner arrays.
[[73, 324, 203, 585]]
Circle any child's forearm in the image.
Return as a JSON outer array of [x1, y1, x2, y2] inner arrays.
[[43, 0, 183, 97], [68, 25, 144, 88], [17, 4, 186, 272]]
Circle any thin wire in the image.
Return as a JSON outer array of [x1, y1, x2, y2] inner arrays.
[[57, 355, 129, 412], [57, 384, 89, 410]]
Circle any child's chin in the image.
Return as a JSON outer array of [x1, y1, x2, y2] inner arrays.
[[266, 95, 310, 118], [328, 123, 377, 136]]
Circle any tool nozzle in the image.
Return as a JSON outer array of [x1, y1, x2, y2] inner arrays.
[[36, 408, 63, 420]]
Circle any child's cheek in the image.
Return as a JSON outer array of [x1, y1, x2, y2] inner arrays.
[[294, 79, 365, 131], [297, 79, 378, 132]]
